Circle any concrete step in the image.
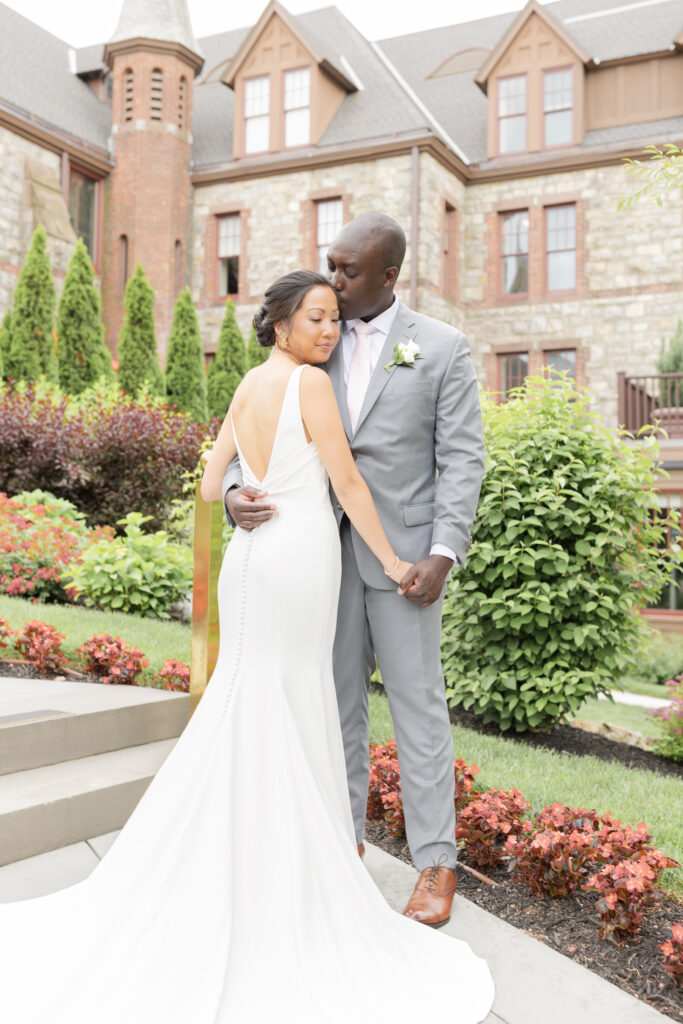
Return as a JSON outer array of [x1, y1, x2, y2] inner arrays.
[[0, 738, 177, 866], [0, 677, 189, 774]]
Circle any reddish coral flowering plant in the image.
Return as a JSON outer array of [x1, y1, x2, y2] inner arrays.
[[455, 788, 530, 868], [14, 620, 67, 676], [659, 923, 683, 984], [506, 826, 598, 898], [0, 616, 14, 651], [584, 850, 679, 942], [154, 659, 190, 692], [76, 633, 149, 685]]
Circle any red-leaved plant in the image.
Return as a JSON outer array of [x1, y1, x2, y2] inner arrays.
[[154, 659, 190, 692], [76, 633, 149, 685], [14, 620, 67, 676], [455, 788, 530, 868], [0, 616, 14, 651], [506, 826, 598, 898], [659, 923, 683, 984], [584, 850, 679, 942]]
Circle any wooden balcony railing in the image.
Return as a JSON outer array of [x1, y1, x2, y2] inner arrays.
[[617, 372, 683, 437]]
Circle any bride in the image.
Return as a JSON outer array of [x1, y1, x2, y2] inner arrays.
[[0, 271, 494, 1023]]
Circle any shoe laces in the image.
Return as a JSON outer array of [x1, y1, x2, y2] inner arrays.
[[421, 853, 449, 893]]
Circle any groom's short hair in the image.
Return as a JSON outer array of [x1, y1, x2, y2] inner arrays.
[[343, 213, 406, 273]]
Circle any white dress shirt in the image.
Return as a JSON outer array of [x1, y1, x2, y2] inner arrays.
[[342, 297, 457, 567]]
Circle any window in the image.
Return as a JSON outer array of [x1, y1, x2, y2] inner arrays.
[[498, 75, 526, 153], [316, 198, 343, 273], [244, 75, 270, 154], [442, 203, 457, 300], [178, 76, 187, 130], [123, 68, 133, 121], [119, 234, 128, 291], [150, 68, 163, 121], [546, 204, 576, 291], [284, 68, 311, 148], [545, 348, 576, 379], [218, 214, 241, 296], [69, 168, 97, 260], [650, 492, 683, 611], [544, 69, 573, 147], [499, 352, 528, 398], [500, 210, 529, 295]]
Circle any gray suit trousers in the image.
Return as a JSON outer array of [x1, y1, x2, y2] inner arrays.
[[333, 519, 457, 872]]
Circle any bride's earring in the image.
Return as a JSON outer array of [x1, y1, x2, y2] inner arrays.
[[277, 332, 289, 350]]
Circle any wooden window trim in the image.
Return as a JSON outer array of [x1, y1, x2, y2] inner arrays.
[[441, 200, 458, 303], [542, 65, 574, 151], [543, 201, 577, 297], [281, 65, 311, 151], [497, 349, 529, 399], [243, 74, 271, 156], [499, 208, 529, 301], [497, 73, 527, 156], [215, 211, 245, 302], [67, 162, 103, 274]]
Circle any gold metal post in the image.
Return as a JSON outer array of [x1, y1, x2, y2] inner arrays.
[[189, 459, 224, 714]]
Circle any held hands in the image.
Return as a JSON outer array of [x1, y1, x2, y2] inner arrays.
[[225, 486, 277, 531], [397, 554, 454, 607], [385, 558, 413, 586]]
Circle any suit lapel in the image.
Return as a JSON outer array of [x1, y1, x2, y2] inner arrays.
[[326, 335, 352, 439], [352, 302, 417, 437]]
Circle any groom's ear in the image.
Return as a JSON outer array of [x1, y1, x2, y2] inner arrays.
[[383, 266, 399, 289]]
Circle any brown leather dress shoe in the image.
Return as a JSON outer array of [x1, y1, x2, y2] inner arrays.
[[357, 842, 365, 858], [402, 866, 456, 928]]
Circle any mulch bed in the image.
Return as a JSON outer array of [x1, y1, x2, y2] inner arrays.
[[0, 660, 103, 685], [368, 819, 683, 1021]]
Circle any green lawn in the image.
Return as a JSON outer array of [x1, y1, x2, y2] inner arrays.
[[369, 690, 683, 898], [568, 696, 658, 737], [0, 595, 190, 682], [615, 675, 673, 700]]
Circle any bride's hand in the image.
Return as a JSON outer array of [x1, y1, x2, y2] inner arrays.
[[389, 559, 413, 586]]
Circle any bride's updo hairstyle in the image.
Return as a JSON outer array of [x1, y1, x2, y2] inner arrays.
[[253, 270, 333, 347]]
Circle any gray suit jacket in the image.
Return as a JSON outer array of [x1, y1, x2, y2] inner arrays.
[[222, 301, 485, 590]]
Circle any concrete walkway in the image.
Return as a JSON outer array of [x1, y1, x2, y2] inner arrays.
[[0, 835, 677, 1023], [604, 690, 672, 710]]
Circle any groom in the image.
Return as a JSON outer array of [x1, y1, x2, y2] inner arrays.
[[224, 213, 484, 928]]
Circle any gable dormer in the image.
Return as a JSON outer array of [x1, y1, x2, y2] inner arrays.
[[476, 0, 588, 159], [222, 1, 356, 159]]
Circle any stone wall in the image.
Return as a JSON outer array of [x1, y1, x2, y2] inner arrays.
[[415, 152, 466, 331]]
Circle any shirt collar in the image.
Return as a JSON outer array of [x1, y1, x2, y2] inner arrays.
[[347, 294, 399, 337]]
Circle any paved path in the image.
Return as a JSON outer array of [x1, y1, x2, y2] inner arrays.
[[604, 690, 672, 710], [0, 835, 678, 1023]]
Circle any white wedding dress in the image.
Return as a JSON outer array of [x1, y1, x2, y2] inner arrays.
[[0, 365, 494, 1022]]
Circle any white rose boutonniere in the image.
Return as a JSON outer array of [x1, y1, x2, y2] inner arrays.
[[385, 339, 422, 371]]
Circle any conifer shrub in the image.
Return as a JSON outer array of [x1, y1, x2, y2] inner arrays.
[[0, 310, 10, 378], [441, 374, 678, 732], [165, 288, 208, 422], [247, 324, 269, 368], [7, 225, 57, 383], [207, 299, 246, 419], [57, 239, 113, 394], [117, 263, 164, 399]]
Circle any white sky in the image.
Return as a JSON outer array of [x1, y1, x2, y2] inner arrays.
[[1, 0, 553, 48]]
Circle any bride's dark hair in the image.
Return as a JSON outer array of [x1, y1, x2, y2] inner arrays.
[[253, 270, 333, 347]]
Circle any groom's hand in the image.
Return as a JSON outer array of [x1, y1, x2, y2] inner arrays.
[[397, 555, 453, 607], [225, 485, 277, 531]]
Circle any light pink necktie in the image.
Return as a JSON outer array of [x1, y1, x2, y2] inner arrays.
[[347, 321, 377, 433]]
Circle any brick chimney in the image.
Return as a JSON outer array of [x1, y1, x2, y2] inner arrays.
[[102, 0, 203, 358]]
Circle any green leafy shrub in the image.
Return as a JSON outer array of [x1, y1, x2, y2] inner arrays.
[[164, 288, 208, 423], [247, 324, 269, 368], [57, 239, 114, 395], [629, 633, 683, 687], [117, 264, 164, 399], [67, 512, 192, 618], [441, 374, 678, 731], [6, 225, 57, 384], [647, 676, 683, 762], [207, 299, 246, 419], [0, 310, 10, 379]]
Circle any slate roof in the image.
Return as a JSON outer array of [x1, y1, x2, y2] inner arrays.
[[1, 0, 682, 172], [109, 0, 202, 57], [0, 2, 111, 153]]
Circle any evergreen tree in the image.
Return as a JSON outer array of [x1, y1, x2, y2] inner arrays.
[[164, 287, 208, 422], [247, 323, 269, 368], [7, 225, 57, 383], [57, 239, 114, 394], [207, 299, 246, 419], [0, 310, 10, 379], [117, 263, 164, 398]]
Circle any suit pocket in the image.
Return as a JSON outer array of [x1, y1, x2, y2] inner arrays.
[[403, 501, 435, 527]]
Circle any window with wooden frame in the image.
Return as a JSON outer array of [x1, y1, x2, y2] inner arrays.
[[315, 198, 343, 274], [500, 210, 529, 295], [543, 68, 573, 147], [244, 75, 270, 154], [150, 68, 163, 121], [284, 67, 311, 148], [68, 167, 99, 263], [497, 74, 526, 153], [118, 234, 128, 292], [442, 203, 457, 301], [649, 491, 683, 611], [217, 214, 241, 297], [499, 351, 528, 398], [544, 348, 576, 380], [546, 203, 576, 292]]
